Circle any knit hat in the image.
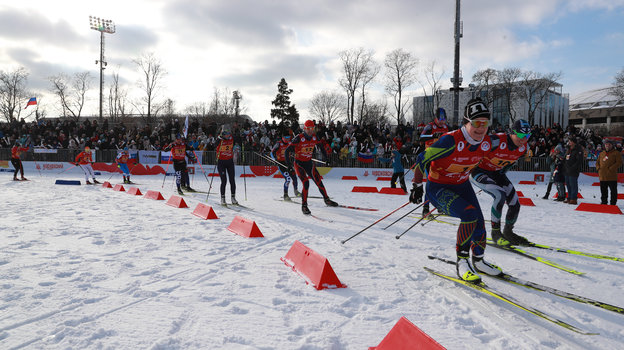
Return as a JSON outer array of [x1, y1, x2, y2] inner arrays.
[[464, 98, 490, 120]]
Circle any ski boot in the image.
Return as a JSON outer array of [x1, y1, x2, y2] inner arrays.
[[491, 225, 510, 246], [231, 196, 239, 205], [177, 187, 184, 195], [221, 196, 227, 206], [456, 256, 481, 283], [294, 189, 302, 197], [85, 180, 92, 185], [422, 203, 431, 219], [472, 256, 503, 276], [21, 177, 28, 181], [324, 197, 338, 207], [283, 193, 292, 202], [301, 203, 311, 215], [503, 225, 530, 246], [13, 177, 18, 181], [93, 179, 101, 184]]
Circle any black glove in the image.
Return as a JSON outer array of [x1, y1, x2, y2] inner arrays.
[[409, 183, 424, 204], [287, 166, 294, 175]]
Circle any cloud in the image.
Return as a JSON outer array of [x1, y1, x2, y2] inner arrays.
[[0, 8, 84, 47]]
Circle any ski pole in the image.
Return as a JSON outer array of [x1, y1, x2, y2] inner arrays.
[[341, 201, 411, 244], [161, 150, 172, 188], [311, 158, 327, 165], [242, 144, 247, 201], [421, 212, 441, 227], [254, 151, 287, 168], [383, 200, 429, 230], [206, 148, 221, 201], [57, 163, 77, 175], [395, 207, 437, 240], [192, 150, 210, 183]]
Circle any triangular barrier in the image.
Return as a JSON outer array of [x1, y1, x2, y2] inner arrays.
[[54, 179, 81, 185], [575, 203, 623, 215], [518, 180, 536, 185], [280, 240, 347, 290], [554, 192, 584, 199], [516, 191, 524, 197], [127, 187, 142, 196], [369, 316, 446, 350], [102, 181, 113, 188], [376, 177, 392, 181], [227, 215, 264, 237], [113, 184, 125, 192], [166, 195, 188, 208], [352, 186, 378, 193], [192, 203, 219, 220], [518, 197, 535, 206], [144, 190, 165, 200], [342, 175, 358, 180], [240, 174, 256, 178], [379, 187, 406, 195]]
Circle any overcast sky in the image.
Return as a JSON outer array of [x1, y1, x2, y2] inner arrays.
[[1, 0, 623, 123]]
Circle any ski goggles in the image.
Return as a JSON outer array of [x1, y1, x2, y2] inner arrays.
[[465, 118, 490, 128], [514, 131, 531, 139]]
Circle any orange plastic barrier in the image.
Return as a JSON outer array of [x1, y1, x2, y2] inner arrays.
[[379, 187, 406, 195], [281, 240, 346, 290], [575, 203, 623, 215], [369, 316, 446, 350], [102, 181, 113, 188], [192, 203, 218, 220], [113, 184, 125, 192], [342, 176, 358, 180], [166, 195, 188, 208], [144, 190, 165, 200], [518, 197, 535, 206], [352, 186, 378, 193], [227, 215, 264, 238], [127, 187, 142, 196]]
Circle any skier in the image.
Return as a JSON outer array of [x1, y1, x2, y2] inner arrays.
[[285, 120, 338, 215], [75, 146, 100, 185], [216, 129, 237, 205], [470, 119, 531, 246], [163, 135, 196, 195], [270, 129, 300, 201], [11, 141, 29, 181], [409, 98, 501, 283], [389, 143, 407, 193], [116, 147, 132, 184], [418, 108, 449, 217]]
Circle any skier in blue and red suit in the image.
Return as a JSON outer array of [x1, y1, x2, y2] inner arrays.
[[409, 98, 502, 283], [116, 147, 132, 184], [285, 120, 338, 215], [470, 119, 532, 247], [271, 129, 300, 201]]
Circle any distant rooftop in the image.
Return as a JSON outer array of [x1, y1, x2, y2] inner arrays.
[[570, 87, 624, 110]]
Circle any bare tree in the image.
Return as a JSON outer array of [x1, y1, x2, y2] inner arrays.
[[518, 70, 562, 125], [471, 68, 498, 107], [418, 60, 446, 120], [0, 67, 29, 122], [133, 52, 167, 121], [358, 98, 389, 126], [496, 67, 523, 121], [209, 87, 235, 117], [108, 69, 129, 122], [309, 90, 345, 124], [49, 71, 92, 120], [338, 47, 376, 124], [612, 68, 624, 100], [384, 48, 419, 125], [357, 61, 380, 124], [184, 102, 209, 118]]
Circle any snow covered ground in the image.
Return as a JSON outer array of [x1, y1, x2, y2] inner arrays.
[[1, 166, 623, 349]]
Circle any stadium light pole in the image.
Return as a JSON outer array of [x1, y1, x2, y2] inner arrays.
[[89, 16, 115, 120], [451, 0, 463, 126]]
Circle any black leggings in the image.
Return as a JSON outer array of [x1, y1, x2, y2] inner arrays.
[[11, 158, 23, 178], [294, 160, 328, 204], [218, 159, 236, 196]]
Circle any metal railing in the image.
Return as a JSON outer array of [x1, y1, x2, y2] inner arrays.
[[1, 148, 622, 173]]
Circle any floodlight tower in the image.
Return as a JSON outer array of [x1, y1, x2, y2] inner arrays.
[[233, 90, 242, 118], [451, 0, 463, 125], [89, 16, 116, 119]]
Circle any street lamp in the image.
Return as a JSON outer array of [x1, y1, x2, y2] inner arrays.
[[89, 16, 115, 119]]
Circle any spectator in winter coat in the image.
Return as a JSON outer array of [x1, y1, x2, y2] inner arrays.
[[596, 139, 623, 205], [563, 136, 584, 204], [390, 144, 407, 192]]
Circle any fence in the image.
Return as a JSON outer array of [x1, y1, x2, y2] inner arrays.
[[1, 148, 622, 173]]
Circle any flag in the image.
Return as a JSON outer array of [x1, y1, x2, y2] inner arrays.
[[182, 115, 189, 138], [357, 152, 374, 163], [25, 97, 37, 109]]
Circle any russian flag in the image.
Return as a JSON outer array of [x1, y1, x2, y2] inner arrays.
[[25, 97, 37, 109], [357, 152, 374, 163]]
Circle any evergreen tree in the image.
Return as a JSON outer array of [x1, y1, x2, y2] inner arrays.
[[270, 78, 300, 126]]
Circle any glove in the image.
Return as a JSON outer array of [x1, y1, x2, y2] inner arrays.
[[409, 183, 424, 204], [287, 167, 294, 175]]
